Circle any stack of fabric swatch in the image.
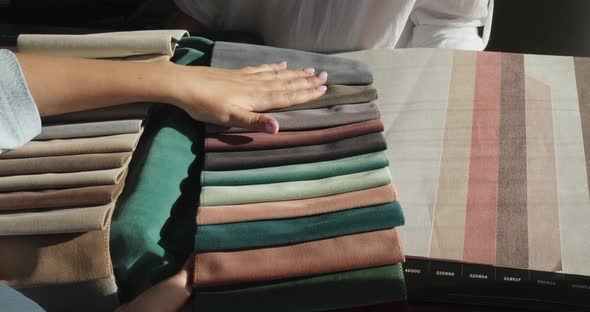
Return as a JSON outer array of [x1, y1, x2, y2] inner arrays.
[[0, 104, 149, 312], [192, 42, 408, 311]]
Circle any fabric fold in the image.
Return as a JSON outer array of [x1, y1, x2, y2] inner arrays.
[[211, 41, 373, 85], [201, 151, 389, 186], [205, 119, 383, 152], [0, 132, 142, 159], [0, 152, 132, 176], [204, 133, 387, 171], [207, 102, 380, 133], [17, 30, 189, 59], [195, 202, 404, 252], [42, 103, 152, 124], [35, 119, 143, 140], [0, 203, 114, 235], [0, 167, 126, 192], [195, 228, 403, 287], [194, 264, 406, 312], [197, 184, 398, 225], [200, 168, 391, 206]]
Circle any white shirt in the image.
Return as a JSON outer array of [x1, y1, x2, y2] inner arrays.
[[174, 0, 494, 53]]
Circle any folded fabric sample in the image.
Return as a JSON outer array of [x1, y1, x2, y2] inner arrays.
[[274, 85, 378, 112], [0, 152, 132, 176], [0, 179, 125, 211], [211, 41, 373, 85], [17, 276, 119, 312], [205, 119, 384, 152], [0, 203, 114, 235], [201, 151, 389, 186], [194, 264, 406, 312], [196, 202, 404, 252], [197, 184, 398, 225], [204, 132, 387, 171], [200, 167, 391, 206], [42, 103, 152, 124], [0, 229, 111, 286], [35, 119, 143, 140], [207, 101, 380, 133], [0, 132, 142, 159], [195, 228, 403, 287], [17, 29, 189, 59], [0, 167, 126, 192]]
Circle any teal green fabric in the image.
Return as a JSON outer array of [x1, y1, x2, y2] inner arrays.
[[201, 151, 389, 186], [195, 202, 404, 252], [194, 264, 406, 312], [200, 167, 391, 206]]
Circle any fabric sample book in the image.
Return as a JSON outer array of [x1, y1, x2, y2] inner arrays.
[[201, 151, 389, 186], [211, 41, 373, 85], [194, 229, 404, 288], [204, 132, 387, 171], [206, 102, 380, 133], [200, 168, 391, 206], [205, 119, 383, 152], [35, 119, 143, 140]]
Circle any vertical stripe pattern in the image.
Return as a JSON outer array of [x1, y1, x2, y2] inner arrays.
[[430, 50, 476, 260]]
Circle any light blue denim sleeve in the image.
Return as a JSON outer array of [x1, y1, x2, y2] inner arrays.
[[0, 49, 41, 154], [0, 284, 45, 312]]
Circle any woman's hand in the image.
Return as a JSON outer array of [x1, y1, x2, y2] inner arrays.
[[167, 62, 327, 134]]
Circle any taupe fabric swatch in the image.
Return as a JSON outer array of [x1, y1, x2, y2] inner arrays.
[[0, 167, 126, 192], [17, 277, 119, 312], [36, 119, 143, 140], [42, 103, 151, 124], [0, 228, 112, 287], [0, 132, 142, 159], [273, 85, 378, 112], [197, 184, 398, 225], [17, 30, 189, 59], [206, 102, 381, 133], [0, 174, 125, 211], [195, 228, 404, 288], [0, 203, 114, 235], [0, 152, 132, 176]]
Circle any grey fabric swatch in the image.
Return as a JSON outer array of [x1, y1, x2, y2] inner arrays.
[[17, 277, 119, 312], [211, 41, 373, 85], [207, 102, 381, 133], [204, 133, 387, 171], [42, 103, 152, 124], [272, 85, 378, 112], [36, 119, 143, 140]]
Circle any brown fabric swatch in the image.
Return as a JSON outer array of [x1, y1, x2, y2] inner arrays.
[[197, 184, 398, 225], [0, 152, 132, 176], [42, 103, 152, 124], [0, 167, 126, 192], [273, 85, 378, 112], [0, 228, 112, 287], [0, 172, 126, 211], [205, 120, 384, 152], [194, 228, 404, 288], [0, 132, 142, 159]]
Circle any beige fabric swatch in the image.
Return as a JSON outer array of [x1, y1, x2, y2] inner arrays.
[[0, 167, 126, 192], [0, 132, 142, 159], [17, 29, 189, 59], [0, 152, 132, 176], [36, 119, 143, 140], [42, 103, 152, 124], [0, 203, 114, 235]]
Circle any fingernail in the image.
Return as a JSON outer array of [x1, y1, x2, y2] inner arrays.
[[316, 85, 327, 93], [265, 120, 278, 134], [303, 68, 315, 75], [279, 61, 287, 68], [318, 71, 328, 80]]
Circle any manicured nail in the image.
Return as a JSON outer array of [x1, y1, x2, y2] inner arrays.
[[265, 120, 278, 134], [303, 68, 315, 75], [316, 85, 327, 93], [279, 61, 287, 68], [318, 71, 328, 80]]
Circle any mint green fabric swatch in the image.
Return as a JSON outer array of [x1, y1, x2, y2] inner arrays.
[[194, 264, 406, 312], [200, 167, 391, 206], [195, 202, 404, 252], [201, 151, 389, 186]]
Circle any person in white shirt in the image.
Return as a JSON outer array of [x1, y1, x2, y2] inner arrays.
[[173, 0, 494, 53]]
